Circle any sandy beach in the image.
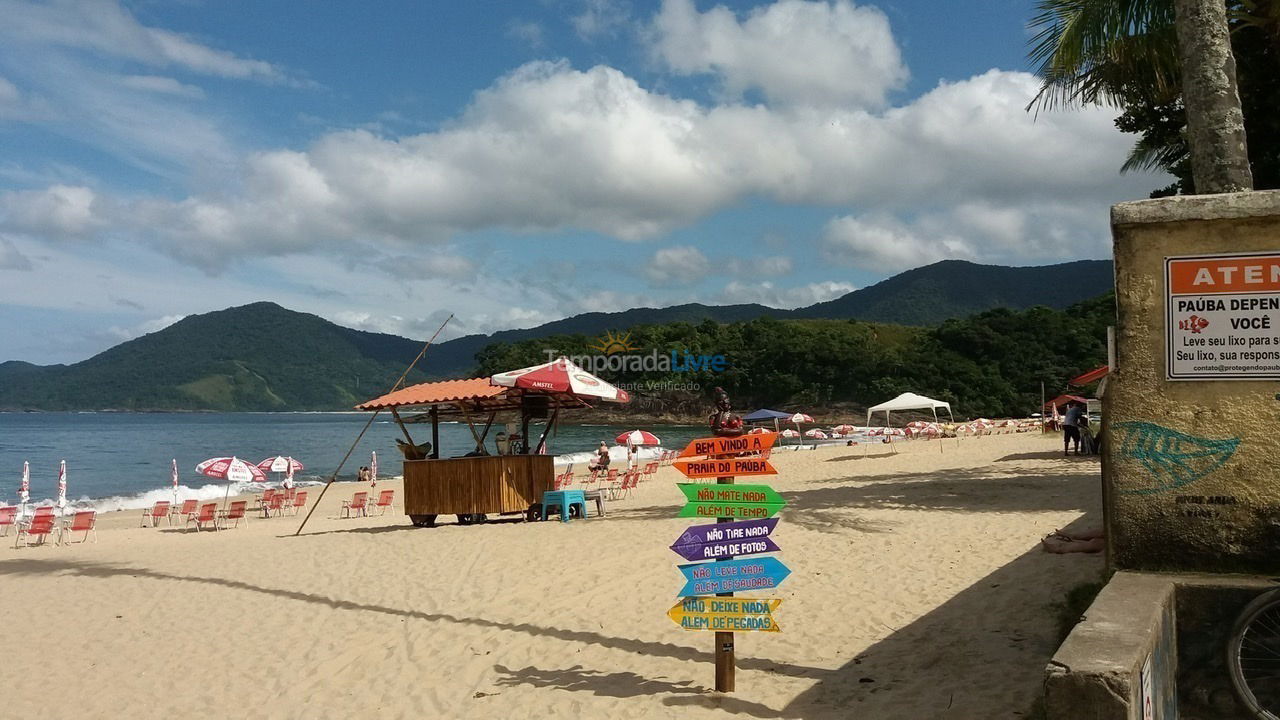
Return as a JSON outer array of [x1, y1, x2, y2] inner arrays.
[[1, 432, 1101, 719]]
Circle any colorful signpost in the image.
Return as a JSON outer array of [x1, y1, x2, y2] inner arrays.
[[668, 429, 788, 693], [667, 597, 783, 632], [669, 517, 780, 561], [676, 483, 786, 519], [676, 556, 791, 596], [673, 457, 777, 478]]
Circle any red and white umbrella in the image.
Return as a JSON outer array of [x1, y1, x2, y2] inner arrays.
[[790, 413, 814, 424], [56, 460, 67, 512], [804, 429, 828, 439], [283, 457, 295, 490], [171, 458, 180, 504], [747, 427, 769, 434], [616, 429, 661, 446], [490, 357, 630, 403], [780, 429, 800, 438], [196, 456, 265, 483], [258, 456, 305, 474], [833, 424, 855, 434], [370, 451, 378, 487]]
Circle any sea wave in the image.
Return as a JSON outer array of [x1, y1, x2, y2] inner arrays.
[[19, 480, 329, 514]]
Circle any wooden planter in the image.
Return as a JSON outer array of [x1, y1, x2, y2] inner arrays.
[[403, 455, 553, 527]]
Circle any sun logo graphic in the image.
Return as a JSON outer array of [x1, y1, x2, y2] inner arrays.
[[589, 330, 638, 355]]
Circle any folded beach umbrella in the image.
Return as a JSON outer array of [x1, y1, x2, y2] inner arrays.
[[490, 357, 630, 403], [616, 429, 661, 446], [171, 458, 180, 504], [19, 460, 30, 514], [258, 456, 304, 474], [283, 457, 295, 490], [56, 460, 67, 513], [370, 451, 378, 487]]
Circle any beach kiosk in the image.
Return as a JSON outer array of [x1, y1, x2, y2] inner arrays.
[[356, 358, 629, 527]]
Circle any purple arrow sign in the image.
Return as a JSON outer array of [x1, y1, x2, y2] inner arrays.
[[669, 517, 780, 561]]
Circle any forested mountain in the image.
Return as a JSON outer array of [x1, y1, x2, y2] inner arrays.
[[0, 302, 429, 411]]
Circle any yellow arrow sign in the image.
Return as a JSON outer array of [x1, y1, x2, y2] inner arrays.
[[666, 596, 783, 632], [674, 457, 777, 479]]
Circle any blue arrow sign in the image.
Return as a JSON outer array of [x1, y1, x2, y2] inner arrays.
[[669, 517, 779, 561], [677, 556, 791, 596]]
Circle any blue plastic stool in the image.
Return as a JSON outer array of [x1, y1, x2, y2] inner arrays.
[[541, 490, 587, 522]]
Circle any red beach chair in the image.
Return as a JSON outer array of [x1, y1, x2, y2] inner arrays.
[[0, 506, 17, 536], [262, 493, 285, 518], [642, 462, 658, 481], [142, 500, 172, 527], [371, 489, 395, 516], [14, 513, 57, 548], [187, 503, 220, 532], [219, 501, 247, 528], [256, 488, 276, 512], [287, 491, 308, 516], [59, 511, 97, 545], [175, 499, 198, 523], [341, 492, 368, 519]]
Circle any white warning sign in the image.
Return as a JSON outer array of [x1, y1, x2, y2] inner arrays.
[[1166, 251, 1280, 380]]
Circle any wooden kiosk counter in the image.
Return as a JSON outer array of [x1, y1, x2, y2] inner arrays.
[[357, 376, 588, 527]]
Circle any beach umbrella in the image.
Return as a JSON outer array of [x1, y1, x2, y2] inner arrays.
[[196, 456, 266, 509], [616, 429, 661, 446], [780, 429, 800, 438], [19, 460, 30, 517], [747, 427, 768, 434], [370, 451, 378, 487], [804, 429, 828, 439], [257, 456, 305, 474], [790, 413, 814, 424], [171, 458, 180, 505], [56, 460, 67, 514], [490, 357, 631, 403], [833, 424, 856, 434]]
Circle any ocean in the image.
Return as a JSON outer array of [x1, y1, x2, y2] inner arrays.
[[0, 412, 710, 512]]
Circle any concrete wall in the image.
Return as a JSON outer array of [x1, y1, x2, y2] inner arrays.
[[1108, 190, 1280, 573]]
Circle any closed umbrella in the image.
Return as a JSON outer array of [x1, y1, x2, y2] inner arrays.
[[615, 429, 661, 446], [283, 457, 295, 490], [19, 460, 30, 518], [56, 460, 67, 514], [370, 451, 378, 488], [171, 458, 179, 505]]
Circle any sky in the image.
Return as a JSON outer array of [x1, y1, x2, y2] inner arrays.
[[0, 0, 1163, 365]]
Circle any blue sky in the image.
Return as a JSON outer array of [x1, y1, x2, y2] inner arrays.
[[0, 0, 1160, 364]]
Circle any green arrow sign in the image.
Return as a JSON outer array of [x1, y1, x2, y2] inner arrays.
[[677, 483, 786, 519]]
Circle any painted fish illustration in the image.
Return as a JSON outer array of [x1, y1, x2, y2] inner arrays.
[[1114, 421, 1239, 495], [1179, 315, 1210, 333]]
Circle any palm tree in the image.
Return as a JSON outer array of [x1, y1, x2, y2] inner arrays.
[[1029, 0, 1266, 192]]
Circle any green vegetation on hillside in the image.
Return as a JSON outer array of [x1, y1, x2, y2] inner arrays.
[[476, 294, 1114, 418]]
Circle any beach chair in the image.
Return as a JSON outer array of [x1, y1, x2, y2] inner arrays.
[[187, 503, 220, 532], [287, 491, 307, 516], [33, 506, 55, 519], [341, 492, 368, 519], [554, 466, 574, 489], [175, 499, 198, 523], [14, 513, 57, 548], [602, 469, 623, 500], [255, 488, 277, 513], [0, 506, 17, 536], [219, 501, 247, 529], [642, 462, 658, 482], [614, 470, 639, 500], [262, 493, 285, 518], [59, 510, 97, 545], [141, 500, 172, 527], [371, 489, 395, 516]]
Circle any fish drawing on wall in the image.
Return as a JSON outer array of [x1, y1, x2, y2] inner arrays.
[[1114, 421, 1240, 495]]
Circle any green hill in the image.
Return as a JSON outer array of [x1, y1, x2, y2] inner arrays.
[[0, 302, 427, 411]]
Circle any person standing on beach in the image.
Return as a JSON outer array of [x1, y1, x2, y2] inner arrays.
[[1062, 402, 1085, 456]]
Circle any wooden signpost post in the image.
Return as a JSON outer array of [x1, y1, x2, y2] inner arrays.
[[670, 429, 786, 693]]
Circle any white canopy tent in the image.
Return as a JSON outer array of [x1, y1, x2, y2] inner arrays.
[[866, 392, 955, 427]]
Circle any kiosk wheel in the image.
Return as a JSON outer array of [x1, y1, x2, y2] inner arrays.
[[409, 514, 436, 528], [1228, 589, 1280, 719]]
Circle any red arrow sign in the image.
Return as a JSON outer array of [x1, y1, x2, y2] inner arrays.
[[674, 457, 778, 479], [679, 433, 777, 458]]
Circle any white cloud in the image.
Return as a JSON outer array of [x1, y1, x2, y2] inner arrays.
[[506, 19, 546, 48], [718, 279, 855, 308], [650, 0, 907, 109], [118, 74, 205, 99], [0, 0, 289, 83], [725, 255, 792, 277], [0, 235, 32, 270], [0, 184, 103, 239], [644, 245, 712, 286], [572, 0, 632, 40]]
